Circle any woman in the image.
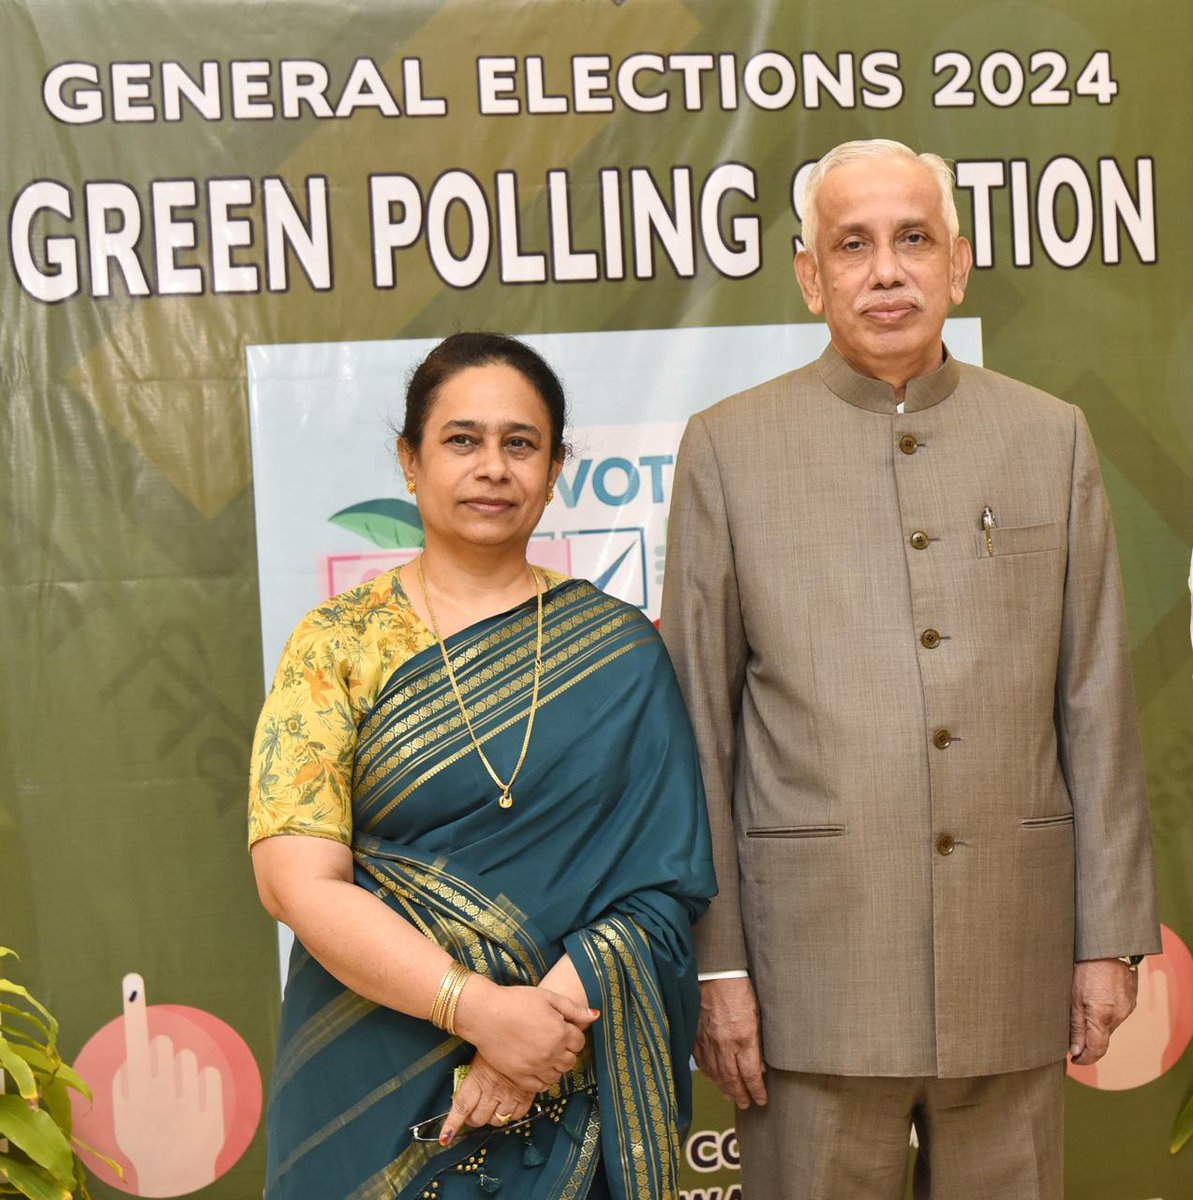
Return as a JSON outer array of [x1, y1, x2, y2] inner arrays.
[[249, 332, 715, 1199]]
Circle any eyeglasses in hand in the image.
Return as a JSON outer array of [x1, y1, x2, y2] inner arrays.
[[409, 1102, 544, 1143]]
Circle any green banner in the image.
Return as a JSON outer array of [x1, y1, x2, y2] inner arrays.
[[2, 2, 1190, 1196]]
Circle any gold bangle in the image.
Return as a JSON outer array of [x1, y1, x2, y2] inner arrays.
[[430, 963, 457, 1030], [430, 961, 472, 1034], [442, 969, 469, 1036]]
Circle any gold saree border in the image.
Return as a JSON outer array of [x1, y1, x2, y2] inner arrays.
[[578, 916, 680, 1199]]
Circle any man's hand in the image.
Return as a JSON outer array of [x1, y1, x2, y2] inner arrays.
[[695, 977, 768, 1109], [1070, 958, 1139, 1066]]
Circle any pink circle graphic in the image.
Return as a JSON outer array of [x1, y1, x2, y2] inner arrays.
[[71, 978, 262, 1197], [1068, 923, 1193, 1091]]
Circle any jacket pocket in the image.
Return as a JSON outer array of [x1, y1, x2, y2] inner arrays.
[[746, 824, 847, 838], [976, 521, 1062, 558], [1020, 813, 1074, 829]]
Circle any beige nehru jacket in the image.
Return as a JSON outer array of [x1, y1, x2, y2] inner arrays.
[[661, 344, 1160, 1079]]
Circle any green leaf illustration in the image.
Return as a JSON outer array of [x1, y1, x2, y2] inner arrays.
[[329, 498, 424, 549]]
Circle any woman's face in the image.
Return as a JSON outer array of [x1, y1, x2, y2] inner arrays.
[[399, 363, 562, 556]]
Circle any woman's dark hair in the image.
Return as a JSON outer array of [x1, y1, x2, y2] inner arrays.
[[401, 332, 569, 459]]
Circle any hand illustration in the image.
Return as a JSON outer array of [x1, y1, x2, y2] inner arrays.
[[111, 973, 226, 1197]]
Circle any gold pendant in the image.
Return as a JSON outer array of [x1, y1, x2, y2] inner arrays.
[[498, 792, 513, 809]]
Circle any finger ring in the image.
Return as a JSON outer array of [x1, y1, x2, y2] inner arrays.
[[494, 1111, 513, 1124]]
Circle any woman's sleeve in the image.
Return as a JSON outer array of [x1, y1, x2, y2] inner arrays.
[[247, 617, 358, 848]]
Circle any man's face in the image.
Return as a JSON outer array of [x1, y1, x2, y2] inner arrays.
[[795, 157, 973, 390]]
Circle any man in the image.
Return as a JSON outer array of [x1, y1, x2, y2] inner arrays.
[[660, 139, 1160, 1198]]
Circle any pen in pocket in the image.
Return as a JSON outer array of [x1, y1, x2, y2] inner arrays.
[[981, 506, 996, 556]]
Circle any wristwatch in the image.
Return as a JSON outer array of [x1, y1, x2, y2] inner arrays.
[[1117, 955, 1144, 970]]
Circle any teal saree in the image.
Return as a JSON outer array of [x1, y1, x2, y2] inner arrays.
[[264, 579, 715, 1200]]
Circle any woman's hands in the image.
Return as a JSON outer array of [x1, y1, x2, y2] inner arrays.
[[454, 979, 597, 1094], [438, 1053, 534, 1145], [439, 958, 598, 1145]]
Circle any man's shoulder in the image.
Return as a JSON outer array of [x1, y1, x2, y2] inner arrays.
[[695, 359, 824, 430], [954, 360, 1076, 427]]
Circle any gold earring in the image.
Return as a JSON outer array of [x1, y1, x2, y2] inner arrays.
[[545, 485, 554, 504], [406, 479, 416, 495]]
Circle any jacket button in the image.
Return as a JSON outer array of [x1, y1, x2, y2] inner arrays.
[[899, 434, 919, 455], [920, 628, 941, 649], [932, 728, 952, 749], [936, 833, 955, 856], [910, 530, 930, 550]]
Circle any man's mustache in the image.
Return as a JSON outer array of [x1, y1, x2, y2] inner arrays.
[[854, 288, 925, 314]]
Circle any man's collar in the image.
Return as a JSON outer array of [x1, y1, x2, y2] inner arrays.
[[815, 342, 961, 414]]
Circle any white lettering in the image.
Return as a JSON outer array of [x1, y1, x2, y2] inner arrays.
[[618, 54, 667, 113], [230, 61, 274, 119], [742, 51, 796, 110], [426, 171, 489, 288], [526, 56, 568, 114], [151, 179, 203, 294], [162, 61, 221, 121], [955, 161, 1006, 268], [670, 53, 714, 110], [10, 182, 79, 301], [860, 50, 903, 108], [477, 57, 518, 115], [335, 57, 400, 118], [403, 59, 446, 116], [111, 63, 154, 122], [369, 174, 422, 289], [548, 170, 598, 281], [1099, 157, 1155, 264], [280, 61, 333, 119], [496, 172, 546, 283], [1010, 160, 1033, 266], [600, 168, 625, 280], [263, 176, 331, 291], [209, 178, 258, 293], [631, 167, 695, 278], [701, 164, 759, 277], [802, 52, 854, 109], [1037, 157, 1095, 268], [43, 62, 102, 124], [85, 181, 150, 297], [573, 56, 613, 113]]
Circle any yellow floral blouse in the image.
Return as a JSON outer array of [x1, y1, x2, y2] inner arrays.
[[247, 566, 564, 847]]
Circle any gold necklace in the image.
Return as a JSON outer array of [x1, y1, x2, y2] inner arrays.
[[416, 555, 544, 810]]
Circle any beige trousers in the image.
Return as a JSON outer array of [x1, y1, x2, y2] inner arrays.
[[736, 1063, 1065, 1200]]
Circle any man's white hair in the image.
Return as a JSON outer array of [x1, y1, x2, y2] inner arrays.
[[799, 139, 960, 257]]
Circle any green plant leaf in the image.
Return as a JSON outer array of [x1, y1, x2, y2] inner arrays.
[[0, 1000, 56, 1051], [329, 498, 424, 549], [0, 948, 18, 963], [0, 1154, 72, 1200], [70, 1135, 121, 1177], [0, 1039, 38, 1100], [0, 985, 58, 1036], [5, 1047, 89, 1100], [0, 1029, 45, 1055], [39, 1083, 72, 1144], [0, 1097, 74, 1184], [1171, 1090, 1193, 1154]]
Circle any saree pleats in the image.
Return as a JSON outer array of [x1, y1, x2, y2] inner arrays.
[[264, 580, 714, 1199]]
